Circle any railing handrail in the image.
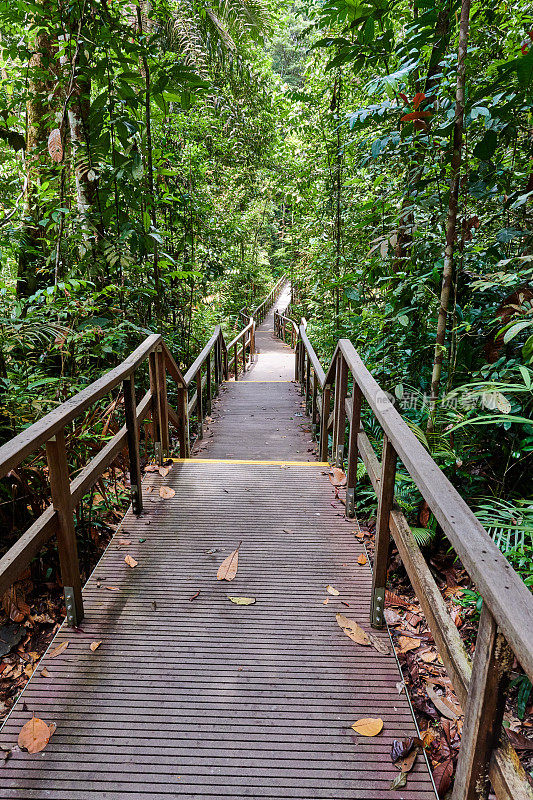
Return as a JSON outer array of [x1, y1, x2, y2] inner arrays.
[[183, 326, 222, 387], [227, 318, 253, 351], [238, 275, 286, 322], [292, 323, 533, 681], [0, 333, 162, 481], [278, 309, 533, 800]]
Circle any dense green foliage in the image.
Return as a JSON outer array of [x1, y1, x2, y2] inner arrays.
[[0, 0, 531, 585]]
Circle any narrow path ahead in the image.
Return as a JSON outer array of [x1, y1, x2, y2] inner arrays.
[[196, 284, 316, 461], [0, 289, 436, 799]]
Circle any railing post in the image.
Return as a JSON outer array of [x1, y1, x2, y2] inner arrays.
[[177, 385, 189, 457], [242, 337, 246, 373], [156, 346, 169, 457], [332, 354, 348, 466], [214, 339, 220, 388], [223, 340, 228, 380], [311, 372, 318, 434], [295, 340, 300, 381], [234, 343, 238, 380], [345, 384, 362, 518], [251, 322, 255, 360], [149, 351, 162, 464], [305, 351, 311, 406], [196, 368, 203, 438], [299, 345, 305, 394], [371, 434, 397, 627], [451, 606, 513, 800], [319, 383, 331, 462], [206, 351, 212, 416], [123, 373, 143, 516], [46, 429, 84, 627]]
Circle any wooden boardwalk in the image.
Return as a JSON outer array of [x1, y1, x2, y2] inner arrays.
[[0, 292, 436, 799]]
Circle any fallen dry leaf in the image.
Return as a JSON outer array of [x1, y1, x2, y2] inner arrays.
[[159, 486, 175, 499], [227, 596, 256, 605], [326, 585, 339, 596], [426, 684, 462, 720], [351, 718, 383, 736], [506, 729, 533, 751], [158, 466, 170, 477], [105, 586, 120, 591], [357, 553, 367, 566], [90, 641, 102, 652], [217, 542, 241, 581], [49, 641, 68, 659], [125, 555, 138, 568], [40, 668, 50, 678], [432, 758, 453, 797], [420, 649, 437, 663], [18, 716, 54, 754], [385, 591, 411, 609], [336, 613, 370, 645], [397, 635, 420, 653], [368, 632, 390, 655], [390, 772, 407, 790], [117, 539, 132, 547], [322, 597, 329, 605], [328, 467, 347, 487]]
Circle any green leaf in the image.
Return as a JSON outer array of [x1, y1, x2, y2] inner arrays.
[[473, 130, 498, 161], [503, 320, 532, 344]]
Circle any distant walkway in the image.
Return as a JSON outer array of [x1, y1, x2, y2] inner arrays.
[[195, 284, 316, 461]]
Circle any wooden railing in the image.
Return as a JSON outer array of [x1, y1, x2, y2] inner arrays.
[[0, 280, 284, 632], [238, 275, 286, 327], [275, 316, 533, 800]]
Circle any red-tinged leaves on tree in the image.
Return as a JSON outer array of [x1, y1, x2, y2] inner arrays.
[[433, 758, 453, 798], [401, 111, 432, 122], [48, 129, 63, 163], [398, 92, 408, 104], [412, 92, 426, 110]]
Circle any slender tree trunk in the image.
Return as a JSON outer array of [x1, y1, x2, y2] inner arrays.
[[17, 1, 56, 298], [137, 4, 161, 323], [427, 0, 471, 431]]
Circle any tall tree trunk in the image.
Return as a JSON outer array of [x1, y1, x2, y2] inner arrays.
[[137, 3, 161, 323], [17, 1, 57, 298], [427, 0, 471, 431]]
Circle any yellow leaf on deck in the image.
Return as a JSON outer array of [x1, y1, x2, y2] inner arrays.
[[326, 585, 339, 596], [159, 486, 175, 499], [351, 718, 384, 737], [336, 613, 370, 645], [125, 555, 138, 568], [227, 596, 256, 605], [90, 641, 102, 652], [357, 553, 367, 565]]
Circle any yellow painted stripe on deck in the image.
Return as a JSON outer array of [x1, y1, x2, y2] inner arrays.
[[170, 458, 330, 466], [225, 379, 293, 383]]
